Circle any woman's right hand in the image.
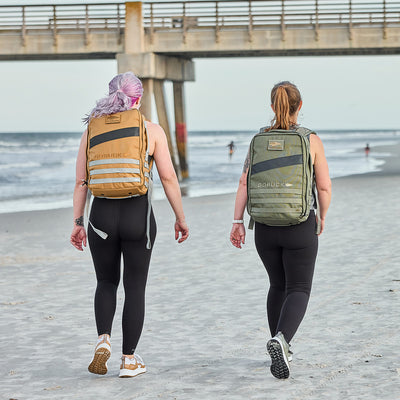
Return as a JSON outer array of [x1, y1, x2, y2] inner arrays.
[[175, 220, 189, 243], [70, 226, 87, 251], [230, 223, 246, 249]]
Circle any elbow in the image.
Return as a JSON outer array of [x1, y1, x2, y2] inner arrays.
[[160, 171, 178, 186], [239, 175, 247, 189], [317, 179, 332, 195], [74, 177, 87, 191]]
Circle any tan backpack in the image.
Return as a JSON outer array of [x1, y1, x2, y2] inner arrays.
[[86, 108, 152, 199], [86, 109, 154, 249]]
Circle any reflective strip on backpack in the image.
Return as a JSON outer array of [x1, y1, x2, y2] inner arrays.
[[251, 208, 302, 214], [89, 168, 140, 176], [251, 154, 302, 175], [89, 158, 140, 167], [89, 177, 141, 185], [252, 198, 303, 204], [251, 188, 300, 194], [89, 127, 140, 148]]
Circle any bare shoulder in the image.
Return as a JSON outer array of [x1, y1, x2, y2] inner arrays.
[[310, 133, 323, 146], [80, 128, 88, 140], [146, 121, 165, 138], [146, 121, 167, 156], [79, 129, 88, 147], [310, 134, 325, 153]]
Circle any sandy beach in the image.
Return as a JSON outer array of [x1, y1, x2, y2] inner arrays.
[[1, 144, 399, 400]]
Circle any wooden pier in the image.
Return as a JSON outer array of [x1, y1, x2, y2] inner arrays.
[[1, 0, 399, 178]]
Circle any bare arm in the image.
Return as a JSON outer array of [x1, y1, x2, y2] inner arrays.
[[230, 150, 250, 248], [311, 135, 332, 235], [151, 123, 188, 243], [70, 130, 88, 251]]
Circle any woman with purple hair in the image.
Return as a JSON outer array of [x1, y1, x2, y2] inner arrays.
[[71, 72, 189, 378]]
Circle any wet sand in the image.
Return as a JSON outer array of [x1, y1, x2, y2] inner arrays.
[[0, 144, 399, 399]]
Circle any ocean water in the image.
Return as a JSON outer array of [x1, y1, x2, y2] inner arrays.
[[0, 129, 399, 214]]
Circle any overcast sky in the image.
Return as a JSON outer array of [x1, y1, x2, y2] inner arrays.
[[1, 0, 399, 132]]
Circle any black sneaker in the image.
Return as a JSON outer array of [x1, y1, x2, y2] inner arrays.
[[266, 332, 290, 379]]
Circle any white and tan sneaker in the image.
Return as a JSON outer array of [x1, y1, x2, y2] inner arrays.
[[88, 335, 111, 375], [119, 354, 147, 378]]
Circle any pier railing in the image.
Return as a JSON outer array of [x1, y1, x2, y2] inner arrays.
[[1, 1, 399, 41], [144, 0, 400, 28], [0, 3, 124, 45], [143, 0, 400, 42]]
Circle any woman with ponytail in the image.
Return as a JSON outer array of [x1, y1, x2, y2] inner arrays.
[[230, 81, 331, 379], [71, 72, 189, 378], [83, 72, 144, 123]]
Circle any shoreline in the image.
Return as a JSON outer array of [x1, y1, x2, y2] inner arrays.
[[339, 141, 400, 178], [0, 141, 398, 217]]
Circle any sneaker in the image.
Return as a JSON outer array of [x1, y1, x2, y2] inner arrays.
[[119, 354, 147, 378], [288, 349, 293, 362], [266, 332, 290, 379], [88, 335, 111, 375]]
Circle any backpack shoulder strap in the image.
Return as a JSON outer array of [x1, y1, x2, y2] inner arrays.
[[139, 113, 154, 250]]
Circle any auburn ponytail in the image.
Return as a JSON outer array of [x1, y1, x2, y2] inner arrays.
[[269, 81, 302, 131]]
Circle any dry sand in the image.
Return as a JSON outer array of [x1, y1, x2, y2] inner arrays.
[[0, 144, 399, 399]]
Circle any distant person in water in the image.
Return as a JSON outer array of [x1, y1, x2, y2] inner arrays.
[[227, 141, 236, 158], [365, 143, 370, 157]]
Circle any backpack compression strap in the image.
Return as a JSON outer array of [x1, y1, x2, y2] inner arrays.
[[248, 217, 255, 230], [144, 120, 154, 250]]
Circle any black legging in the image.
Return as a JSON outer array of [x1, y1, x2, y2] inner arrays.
[[88, 195, 156, 355], [255, 211, 318, 343]]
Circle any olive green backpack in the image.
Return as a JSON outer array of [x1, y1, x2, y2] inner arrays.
[[247, 127, 318, 230]]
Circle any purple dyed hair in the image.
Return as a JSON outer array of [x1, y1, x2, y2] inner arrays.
[[84, 71, 143, 124]]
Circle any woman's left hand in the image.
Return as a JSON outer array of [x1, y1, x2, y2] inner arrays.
[[316, 216, 325, 236], [175, 220, 189, 243], [70, 226, 87, 251], [230, 223, 246, 249]]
